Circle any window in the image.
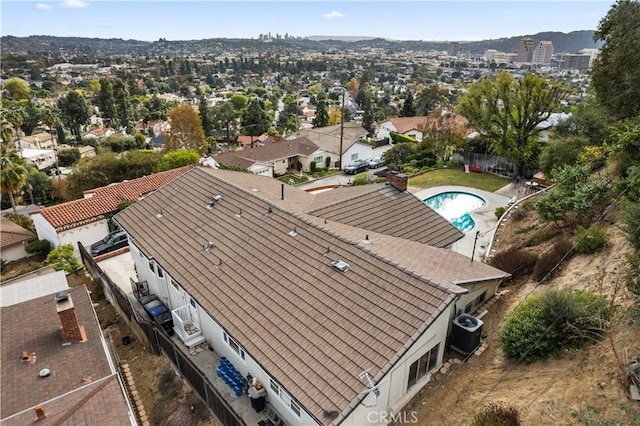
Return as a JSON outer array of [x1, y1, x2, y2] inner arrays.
[[148, 260, 155, 273], [313, 155, 323, 164], [350, 153, 358, 161], [157, 267, 164, 278], [170, 279, 179, 291], [269, 378, 301, 418], [407, 343, 440, 389], [223, 331, 246, 361]]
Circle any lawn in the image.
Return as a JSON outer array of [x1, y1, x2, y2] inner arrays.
[[408, 168, 511, 192]]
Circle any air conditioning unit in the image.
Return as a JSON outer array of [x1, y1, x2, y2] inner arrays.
[[450, 314, 483, 355]]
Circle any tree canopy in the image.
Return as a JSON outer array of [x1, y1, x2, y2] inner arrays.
[[591, 0, 640, 120], [456, 72, 570, 176], [165, 105, 206, 155], [57, 90, 91, 142], [2, 77, 30, 101]]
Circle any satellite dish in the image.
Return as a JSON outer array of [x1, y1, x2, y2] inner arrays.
[[39, 369, 51, 377], [359, 369, 388, 408]]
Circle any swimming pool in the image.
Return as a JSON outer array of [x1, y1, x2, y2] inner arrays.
[[424, 192, 486, 233]]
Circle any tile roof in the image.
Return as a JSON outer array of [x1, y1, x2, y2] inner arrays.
[[306, 184, 464, 248], [32, 166, 193, 230], [385, 116, 429, 134], [0, 286, 133, 425], [0, 218, 36, 249], [115, 167, 455, 425], [214, 137, 320, 168], [298, 122, 367, 154]]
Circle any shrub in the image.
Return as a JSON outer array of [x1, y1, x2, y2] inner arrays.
[[573, 224, 607, 254], [490, 247, 537, 277], [500, 289, 609, 362], [520, 226, 557, 248], [514, 225, 537, 235], [310, 161, 317, 172], [532, 238, 574, 282], [25, 239, 51, 256], [472, 402, 521, 426], [46, 244, 82, 274], [4, 213, 36, 233], [510, 208, 527, 221], [623, 253, 640, 299], [351, 173, 370, 186], [495, 206, 506, 219]]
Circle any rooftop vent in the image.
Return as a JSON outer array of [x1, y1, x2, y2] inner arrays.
[[288, 227, 298, 237], [212, 194, 223, 202], [203, 241, 215, 252], [206, 200, 215, 210], [55, 290, 69, 303], [362, 235, 371, 244], [331, 260, 350, 273], [156, 210, 164, 218], [235, 209, 242, 218]]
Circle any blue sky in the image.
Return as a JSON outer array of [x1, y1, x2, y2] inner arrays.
[[1, 1, 615, 41]]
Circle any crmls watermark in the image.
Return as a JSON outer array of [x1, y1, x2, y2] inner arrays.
[[366, 411, 419, 424]]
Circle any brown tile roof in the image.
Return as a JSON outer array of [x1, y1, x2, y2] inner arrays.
[[306, 184, 464, 248], [0, 218, 36, 249], [32, 166, 193, 230], [298, 122, 367, 154], [215, 137, 320, 168], [386, 116, 429, 134], [115, 167, 455, 425], [0, 286, 132, 424]]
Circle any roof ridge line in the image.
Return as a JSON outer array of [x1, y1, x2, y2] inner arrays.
[[306, 183, 390, 214]]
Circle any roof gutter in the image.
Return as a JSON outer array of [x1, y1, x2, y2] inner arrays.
[[331, 292, 459, 426], [452, 273, 511, 286]]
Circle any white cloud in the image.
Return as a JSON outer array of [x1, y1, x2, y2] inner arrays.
[[322, 11, 344, 19], [35, 3, 52, 10], [60, 0, 89, 9]]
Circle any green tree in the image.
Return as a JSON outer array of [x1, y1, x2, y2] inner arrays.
[[456, 72, 570, 177], [229, 94, 248, 110], [554, 99, 612, 145], [0, 152, 29, 217], [199, 94, 213, 136], [591, 0, 640, 120], [20, 99, 42, 136], [242, 98, 271, 136], [538, 135, 589, 176], [383, 142, 416, 171], [1, 106, 23, 155], [26, 169, 52, 205], [401, 90, 417, 117], [213, 101, 238, 143], [57, 148, 81, 167], [96, 78, 116, 124], [360, 90, 375, 136], [312, 94, 329, 128], [416, 84, 447, 115], [419, 109, 467, 162], [46, 244, 81, 273], [165, 105, 206, 155], [41, 106, 61, 152], [157, 149, 200, 172], [113, 78, 132, 130], [2, 77, 30, 101], [57, 90, 91, 142]]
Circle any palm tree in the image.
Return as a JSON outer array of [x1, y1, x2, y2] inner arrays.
[[1, 107, 23, 156], [1, 153, 29, 218]]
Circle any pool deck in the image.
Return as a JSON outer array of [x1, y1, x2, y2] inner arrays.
[[412, 185, 511, 259]]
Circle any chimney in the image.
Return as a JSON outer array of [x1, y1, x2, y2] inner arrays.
[[56, 295, 86, 344], [386, 171, 408, 192]]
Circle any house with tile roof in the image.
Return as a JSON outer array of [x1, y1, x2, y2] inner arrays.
[[214, 137, 325, 177], [0, 217, 36, 263], [0, 280, 136, 425], [298, 122, 372, 168], [30, 166, 193, 256], [114, 167, 509, 426]]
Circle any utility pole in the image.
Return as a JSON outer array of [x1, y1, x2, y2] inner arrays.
[[338, 90, 346, 170]]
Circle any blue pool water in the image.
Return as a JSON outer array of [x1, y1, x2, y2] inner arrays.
[[424, 192, 486, 233]]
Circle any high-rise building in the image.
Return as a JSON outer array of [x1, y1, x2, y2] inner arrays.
[[448, 42, 460, 56], [516, 37, 534, 62], [533, 41, 554, 65]]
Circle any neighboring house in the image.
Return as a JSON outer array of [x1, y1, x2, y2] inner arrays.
[[0, 218, 36, 262], [30, 166, 193, 255], [56, 144, 97, 159], [298, 122, 370, 167], [15, 132, 56, 150], [82, 127, 115, 140], [214, 137, 324, 177], [149, 134, 166, 150], [377, 116, 429, 142], [0, 277, 136, 425], [236, 134, 268, 148], [115, 167, 509, 426]]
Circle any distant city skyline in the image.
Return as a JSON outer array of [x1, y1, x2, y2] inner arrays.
[[1, 1, 615, 42]]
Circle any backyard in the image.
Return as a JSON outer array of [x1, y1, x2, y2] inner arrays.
[[409, 168, 511, 191]]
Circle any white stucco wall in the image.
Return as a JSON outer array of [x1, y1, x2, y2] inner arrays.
[[455, 280, 501, 316], [59, 220, 110, 257], [249, 164, 274, 177], [31, 213, 62, 248], [1, 243, 30, 263], [340, 302, 454, 426], [343, 143, 373, 165]]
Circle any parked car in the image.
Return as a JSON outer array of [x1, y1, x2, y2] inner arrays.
[[90, 230, 128, 257], [343, 160, 368, 175], [368, 157, 384, 168]]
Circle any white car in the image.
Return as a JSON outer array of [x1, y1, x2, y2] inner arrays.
[[368, 157, 384, 168]]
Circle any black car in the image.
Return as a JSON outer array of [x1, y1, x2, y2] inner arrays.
[[90, 230, 128, 257], [343, 160, 368, 175]]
